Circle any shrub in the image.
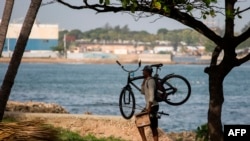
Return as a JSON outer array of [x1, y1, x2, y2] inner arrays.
[[195, 123, 209, 141]]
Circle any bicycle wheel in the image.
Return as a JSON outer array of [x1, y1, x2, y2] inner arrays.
[[119, 87, 136, 119], [161, 74, 191, 106]]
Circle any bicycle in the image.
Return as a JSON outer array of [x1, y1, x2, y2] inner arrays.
[[116, 60, 191, 119]]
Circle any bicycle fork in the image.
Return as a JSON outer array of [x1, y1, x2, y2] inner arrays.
[[123, 86, 132, 105]]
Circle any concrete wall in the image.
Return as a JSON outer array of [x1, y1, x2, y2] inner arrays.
[[139, 54, 172, 63], [1, 52, 173, 63]]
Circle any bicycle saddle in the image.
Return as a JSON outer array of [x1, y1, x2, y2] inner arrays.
[[150, 63, 163, 68]]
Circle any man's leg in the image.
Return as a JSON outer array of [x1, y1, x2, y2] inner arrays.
[[150, 105, 159, 141], [151, 127, 158, 141], [138, 127, 147, 141]]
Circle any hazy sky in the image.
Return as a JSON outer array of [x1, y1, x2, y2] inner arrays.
[[0, 0, 249, 34]]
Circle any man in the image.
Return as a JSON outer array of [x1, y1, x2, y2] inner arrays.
[[138, 65, 159, 141]]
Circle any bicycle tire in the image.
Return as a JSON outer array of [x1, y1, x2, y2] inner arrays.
[[161, 74, 191, 106], [119, 87, 136, 119]]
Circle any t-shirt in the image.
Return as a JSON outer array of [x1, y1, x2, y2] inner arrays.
[[141, 77, 159, 109]]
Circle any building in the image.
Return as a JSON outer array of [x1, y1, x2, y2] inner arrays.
[[3, 22, 58, 52]]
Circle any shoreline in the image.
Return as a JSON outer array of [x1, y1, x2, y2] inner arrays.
[[0, 57, 210, 65]]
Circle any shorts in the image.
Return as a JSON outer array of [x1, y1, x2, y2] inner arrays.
[[149, 105, 159, 129]]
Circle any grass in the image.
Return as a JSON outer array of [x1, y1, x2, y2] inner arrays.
[[55, 126, 126, 141], [2, 117, 126, 141]]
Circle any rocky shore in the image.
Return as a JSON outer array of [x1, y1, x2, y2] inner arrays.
[[4, 101, 197, 141], [6, 101, 69, 113]]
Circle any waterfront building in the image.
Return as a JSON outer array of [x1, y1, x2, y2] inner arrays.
[[3, 22, 58, 52]]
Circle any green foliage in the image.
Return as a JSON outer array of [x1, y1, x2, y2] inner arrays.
[[195, 123, 209, 141], [2, 117, 17, 123], [58, 129, 126, 141], [152, 1, 161, 10], [58, 128, 85, 141], [235, 7, 242, 19], [50, 125, 126, 141], [82, 134, 126, 141], [58, 25, 250, 53], [99, 0, 110, 5]]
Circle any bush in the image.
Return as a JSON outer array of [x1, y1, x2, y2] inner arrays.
[[195, 123, 209, 141]]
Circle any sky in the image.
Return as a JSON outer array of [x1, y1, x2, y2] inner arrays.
[[0, 0, 250, 34]]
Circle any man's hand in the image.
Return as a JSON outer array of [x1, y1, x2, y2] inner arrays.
[[147, 107, 151, 113]]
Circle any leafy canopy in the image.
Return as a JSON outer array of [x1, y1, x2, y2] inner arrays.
[[98, 0, 218, 19]]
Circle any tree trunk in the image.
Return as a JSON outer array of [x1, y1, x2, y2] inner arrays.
[[207, 66, 224, 141], [206, 49, 235, 141], [0, 0, 15, 57], [0, 0, 42, 121]]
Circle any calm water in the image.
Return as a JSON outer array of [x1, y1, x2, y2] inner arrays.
[[0, 63, 250, 132]]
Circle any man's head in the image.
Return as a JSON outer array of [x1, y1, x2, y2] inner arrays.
[[142, 65, 153, 77]]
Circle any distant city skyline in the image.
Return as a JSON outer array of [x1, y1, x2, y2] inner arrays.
[[0, 0, 249, 34]]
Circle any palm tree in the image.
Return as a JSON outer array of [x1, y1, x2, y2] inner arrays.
[[0, 0, 42, 121], [0, 0, 15, 57]]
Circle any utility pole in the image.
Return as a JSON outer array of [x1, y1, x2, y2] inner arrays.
[[63, 34, 67, 58]]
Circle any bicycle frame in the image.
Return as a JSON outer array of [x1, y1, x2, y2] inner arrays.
[[117, 60, 175, 118], [117, 60, 191, 119], [126, 75, 144, 92], [118, 60, 166, 94], [116, 60, 144, 92]]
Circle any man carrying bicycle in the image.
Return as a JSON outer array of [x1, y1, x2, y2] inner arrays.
[[138, 65, 159, 141]]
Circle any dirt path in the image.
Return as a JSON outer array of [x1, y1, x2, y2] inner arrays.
[[4, 112, 172, 141]]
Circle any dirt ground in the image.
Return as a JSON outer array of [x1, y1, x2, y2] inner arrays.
[[4, 112, 176, 141], [4, 100, 196, 141]]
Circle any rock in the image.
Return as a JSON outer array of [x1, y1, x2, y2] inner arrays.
[[5, 101, 69, 114]]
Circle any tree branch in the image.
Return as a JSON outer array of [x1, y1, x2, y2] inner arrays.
[[166, 9, 222, 44], [56, 0, 86, 9], [56, 0, 130, 12], [235, 27, 250, 46], [235, 6, 250, 15], [211, 46, 222, 66], [236, 53, 250, 66]]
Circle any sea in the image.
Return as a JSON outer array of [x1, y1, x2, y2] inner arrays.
[[0, 62, 250, 132]]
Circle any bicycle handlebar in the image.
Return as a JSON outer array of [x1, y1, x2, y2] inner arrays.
[[116, 60, 141, 73], [116, 60, 122, 66]]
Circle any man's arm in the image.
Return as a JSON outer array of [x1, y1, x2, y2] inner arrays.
[[147, 79, 156, 112]]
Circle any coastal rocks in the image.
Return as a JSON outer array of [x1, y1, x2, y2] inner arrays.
[[5, 101, 69, 114]]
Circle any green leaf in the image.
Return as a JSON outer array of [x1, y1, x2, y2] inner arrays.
[[210, 9, 215, 17], [186, 4, 193, 12], [203, 14, 207, 19], [203, 0, 211, 7], [153, 2, 161, 10], [105, 0, 110, 5]]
